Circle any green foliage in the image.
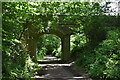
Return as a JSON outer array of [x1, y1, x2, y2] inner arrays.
[[37, 48, 47, 60], [37, 34, 61, 59], [2, 37, 37, 78], [76, 29, 120, 79], [52, 45, 62, 57], [71, 33, 87, 59], [83, 16, 107, 47], [3, 2, 120, 79], [3, 54, 36, 78], [42, 34, 60, 54], [2, 2, 39, 78]]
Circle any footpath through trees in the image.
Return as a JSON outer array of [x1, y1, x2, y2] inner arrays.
[[34, 55, 92, 80]]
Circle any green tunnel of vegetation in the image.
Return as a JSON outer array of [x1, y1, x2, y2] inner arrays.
[[2, 2, 120, 79], [37, 34, 61, 60]]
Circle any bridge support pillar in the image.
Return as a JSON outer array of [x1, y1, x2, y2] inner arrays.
[[61, 35, 71, 62], [26, 37, 37, 62]]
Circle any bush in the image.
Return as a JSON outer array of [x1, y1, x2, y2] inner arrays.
[[52, 45, 62, 58], [37, 47, 47, 60], [2, 38, 37, 78], [71, 33, 87, 59], [76, 29, 120, 79], [37, 34, 61, 57]]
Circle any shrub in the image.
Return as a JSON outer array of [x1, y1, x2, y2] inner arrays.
[[37, 47, 47, 60], [71, 33, 87, 59], [2, 38, 37, 78], [76, 29, 120, 79]]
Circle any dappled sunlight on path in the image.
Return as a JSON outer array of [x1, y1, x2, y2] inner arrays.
[[34, 55, 93, 80]]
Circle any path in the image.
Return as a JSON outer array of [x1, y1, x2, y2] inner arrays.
[[34, 55, 93, 80]]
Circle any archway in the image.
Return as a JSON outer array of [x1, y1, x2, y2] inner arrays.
[[23, 24, 73, 62], [38, 29, 71, 62]]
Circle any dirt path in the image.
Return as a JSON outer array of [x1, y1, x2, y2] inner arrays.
[[34, 55, 93, 80]]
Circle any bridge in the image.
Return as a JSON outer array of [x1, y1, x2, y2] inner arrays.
[[22, 15, 80, 62]]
